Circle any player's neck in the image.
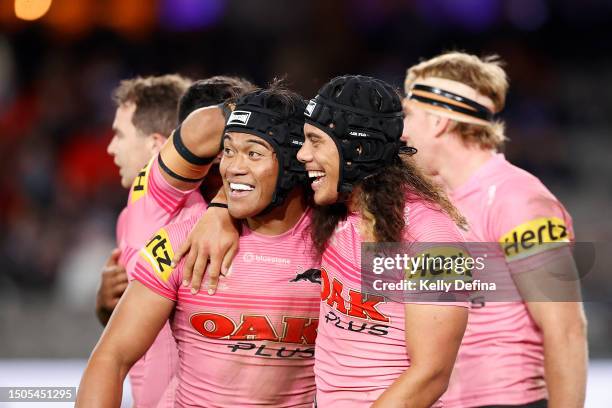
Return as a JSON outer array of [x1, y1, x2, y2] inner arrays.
[[247, 188, 307, 236], [436, 141, 496, 191]]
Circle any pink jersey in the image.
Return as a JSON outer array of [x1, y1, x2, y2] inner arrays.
[[443, 153, 574, 407], [132, 210, 321, 408], [116, 155, 206, 408], [315, 196, 469, 408]]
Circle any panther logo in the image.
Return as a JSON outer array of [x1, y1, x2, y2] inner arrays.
[[290, 268, 321, 284]]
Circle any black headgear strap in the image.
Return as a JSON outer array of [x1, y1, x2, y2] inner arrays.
[[408, 84, 494, 122]]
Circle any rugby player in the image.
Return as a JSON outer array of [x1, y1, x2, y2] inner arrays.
[[177, 77, 257, 203], [77, 86, 321, 407], [96, 75, 253, 407], [296, 75, 469, 407], [97, 75, 189, 325], [402, 52, 587, 407]]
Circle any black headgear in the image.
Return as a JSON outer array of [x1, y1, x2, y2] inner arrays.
[[304, 75, 405, 193], [224, 90, 307, 211]]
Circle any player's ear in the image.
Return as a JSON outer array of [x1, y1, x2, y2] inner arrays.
[[432, 115, 450, 138], [149, 132, 167, 154]]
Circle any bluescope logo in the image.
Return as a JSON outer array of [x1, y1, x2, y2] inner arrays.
[[130, 158, 154, 203], [499, 217, 570, 261], [140, 228, 175, 282], [320, 267, 391, 336]]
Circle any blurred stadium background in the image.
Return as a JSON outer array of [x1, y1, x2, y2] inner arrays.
[[0, 0, 611, 406]]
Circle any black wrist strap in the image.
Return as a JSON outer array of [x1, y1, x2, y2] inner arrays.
[[207, 202, 228, 209], [158, 155, 206, 183], [173, 125, 217, 166]]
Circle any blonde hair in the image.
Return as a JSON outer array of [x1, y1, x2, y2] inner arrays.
[[405, 52, 509, 150]]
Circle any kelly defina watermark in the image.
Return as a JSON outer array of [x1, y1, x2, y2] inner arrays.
[[370, 276, 493, 293], [361, 241, 608, 303], [369, 247, 493, 293], [360, 242, 500, 302]]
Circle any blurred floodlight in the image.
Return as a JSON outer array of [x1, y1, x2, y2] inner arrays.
[[14, 0, 52, 21]]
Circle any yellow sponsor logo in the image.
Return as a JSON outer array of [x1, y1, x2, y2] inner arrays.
[[130, 159, 154, 203], [499, 217, 570, 261], [404, 245, 476, 281], [140, 228, 175, 282]]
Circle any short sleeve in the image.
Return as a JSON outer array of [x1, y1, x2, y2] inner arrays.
[[129, 154, 201, 214], [400, 198, 470, 306], [116, 207, 128, 245], [488, 180, 573, 271], [131, 220, 194, 301], [403, 198, 466, 244]]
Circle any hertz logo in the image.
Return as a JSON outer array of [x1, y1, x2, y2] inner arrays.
[[499, 217, 570, 261], [130, 159, 153, 203], [140, 228, 175, 282]]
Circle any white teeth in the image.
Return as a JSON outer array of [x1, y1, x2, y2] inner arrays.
[[308, 171, 326, 178], [230, 183, 254, 191]]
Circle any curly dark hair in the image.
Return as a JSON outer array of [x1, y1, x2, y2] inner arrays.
[[310, 155, 466, 255]]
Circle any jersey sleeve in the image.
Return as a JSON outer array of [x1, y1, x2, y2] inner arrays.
[[116, 207, 128, 245], [403, 198, 466, 244], [487, 179, 574, 273], [400, 198, 470, 307], [115, 208, 132, 269], [128, 154, 201, 215], [131, 219, 195, 301]]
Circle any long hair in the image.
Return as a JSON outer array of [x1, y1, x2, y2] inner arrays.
[[310, 155, 466, 255]]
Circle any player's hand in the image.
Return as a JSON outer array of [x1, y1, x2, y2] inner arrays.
[[172, 207, 239, 295], [95, 248, 128, 326]]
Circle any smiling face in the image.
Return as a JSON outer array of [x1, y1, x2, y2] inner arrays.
[[297, 123, 341, 205], [220, 132, 279, 219]]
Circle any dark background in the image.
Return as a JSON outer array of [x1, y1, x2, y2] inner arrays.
[[0, 0, 611, 358]]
